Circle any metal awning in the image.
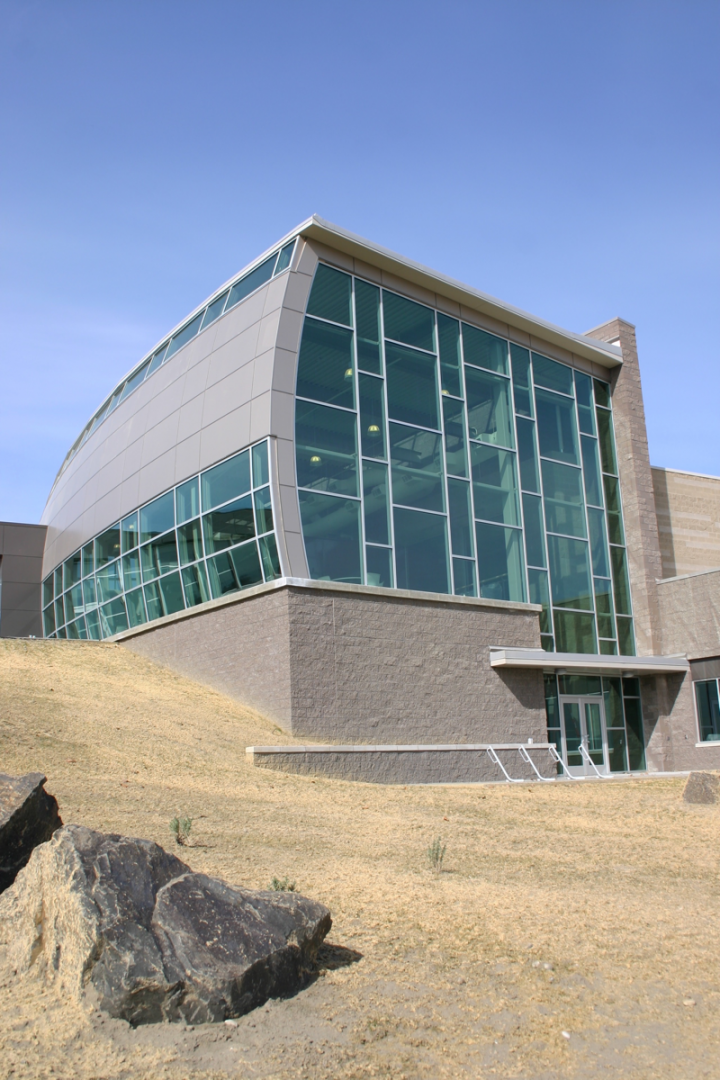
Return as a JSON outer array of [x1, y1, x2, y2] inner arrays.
[[489, 648, 689, 676]]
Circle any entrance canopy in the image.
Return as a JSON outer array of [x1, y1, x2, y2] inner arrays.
[[489, 648, 689, 676]]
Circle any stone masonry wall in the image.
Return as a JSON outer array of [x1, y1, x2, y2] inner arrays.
[[652, 467, 720, 579]]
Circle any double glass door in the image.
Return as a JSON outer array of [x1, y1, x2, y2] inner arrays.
[[559, 696, 608, 775]]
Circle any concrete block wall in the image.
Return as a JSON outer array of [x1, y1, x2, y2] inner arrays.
[[652, 467, 720, 579], [0, 523, 47, 638]]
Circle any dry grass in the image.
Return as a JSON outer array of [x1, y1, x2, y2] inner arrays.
[[0, 638, 719, 1080]]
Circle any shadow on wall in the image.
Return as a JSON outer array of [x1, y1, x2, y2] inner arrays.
[[651, 469, 676, 579], [494, 668, 546, 713]]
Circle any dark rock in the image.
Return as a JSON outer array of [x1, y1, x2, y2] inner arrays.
[[0, 825, 331, 1026], [683, 771, 720, 805], [0, 772, 62, 893]]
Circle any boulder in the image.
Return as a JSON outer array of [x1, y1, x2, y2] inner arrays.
[[683, 771, 720, 805], [0, 772, 62, 893], [0, 825, 331, 1026]]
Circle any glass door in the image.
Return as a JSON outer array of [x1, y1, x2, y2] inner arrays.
[[559, 696, 608, 776]]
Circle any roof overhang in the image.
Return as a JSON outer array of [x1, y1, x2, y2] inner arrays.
[[297, 216, 623, 371], [490, 648, 689, 676]]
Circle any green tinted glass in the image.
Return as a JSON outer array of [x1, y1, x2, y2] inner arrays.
[[258, 534, 281, 580], [385, 342, 440, 430], [596, 407, 618, 475], [140, 491, 175, 542], [695, 681, 720, 742], [475, 522, 525, 602], [448, 478, 473, 558], [541, 460, 586, 538], [532, 353, 573, 395], [362, 461, 390, 545], [581, 436, 603, 507], [528, 567, 551, 634], [465, 367, 514, 448], [121, 551, 142, 591], [177, 518, 203, 565], [95, 526, 121, 568], [253, 487, 273, 535], [230, 541, 263, 589], [603, 474, 624, 545], [535, 388, 579, 465], [85, 608, 101, 640], [453, 558, 476, 597], [181, 563, 210, 607], [307, 264, 352, 325], [390, 424, 445, 512], [574, 371, 596, 435], [140, 533, 179, 580], [296, 400, 358, 497], [359, 374, 386, 459], [355, 279, 381, 374], [383, 290, 434, 352], [594, 577, 615, 638], [96, 561, 123, 603], [510, 344, 533, 417], [176, 477, 200, 524], [206, 552, 239, 599], [252, 441, 269, 488], [623, 696, 645, 769], [588, 508, 610, 577], [558, 674, 602, 696], [42, 577, 53, 608], [442, 396, 468, 477], [82, 544, 94, 577], [544, 674, 559, 726], [296, 318, 355, 409], [394, 507, 449, 594], [553, 609, 597, 654], [63, 552, 82, 590], [299, 490, 362, 584], [523, 493, 546, 568], [121, 513, 139, 553], [438, 314, 462, 397], [616, 616, 635, 656], [610, 545, 631, 614], [203, 495, 255, 555], [366, 545, 393, 588], [126, 588, 147, 628], [607, 728, 628, 772], [471, 444, 520, 526], [547, 534, 593, 610], [99, 597, 128, 637], [43, 606, 56, 636], [463, 324, 508, 374], [594, 379, 611, 408], [516, 418, 539, 493]]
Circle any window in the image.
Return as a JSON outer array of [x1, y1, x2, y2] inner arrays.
[[695, 680, 720, 742]]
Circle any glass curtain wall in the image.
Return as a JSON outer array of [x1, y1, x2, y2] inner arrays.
[[544, 673, 646, 772], [41, 440, 281, 640], [295, 263, 635, 655], [694, 679, 720, 742]]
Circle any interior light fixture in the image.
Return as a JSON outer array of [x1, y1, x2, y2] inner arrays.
[[310, 455, 321, 465], [367, 424, 380, 434], [344, 368, 353, 379]]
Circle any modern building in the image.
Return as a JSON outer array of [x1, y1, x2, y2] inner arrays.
[[7, 216, 720, 780]]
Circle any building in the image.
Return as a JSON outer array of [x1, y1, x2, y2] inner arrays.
[[7, 216, 720, 780]]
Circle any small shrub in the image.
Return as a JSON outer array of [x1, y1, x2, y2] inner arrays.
[[427, 836, 446, 872], [169, 815, 193, 846], [270, 875, 296, 892]]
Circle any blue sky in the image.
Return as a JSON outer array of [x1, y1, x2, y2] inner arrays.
[[1, 0, 718, 522]]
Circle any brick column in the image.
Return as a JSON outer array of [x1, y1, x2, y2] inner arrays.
[[585, 319, 663, 656]]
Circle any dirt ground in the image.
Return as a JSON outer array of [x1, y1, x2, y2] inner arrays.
[[0, 638, 718, 1080]]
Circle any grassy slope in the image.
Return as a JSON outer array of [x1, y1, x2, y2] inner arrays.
[[0, 638, 718, 1080]]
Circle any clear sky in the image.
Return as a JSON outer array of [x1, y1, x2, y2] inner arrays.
[[1, 0, 718, 523]]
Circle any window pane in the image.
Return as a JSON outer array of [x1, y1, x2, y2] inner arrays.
[[296, 317, 355, 409], [206, 552, 240, 599], [448, 478, 473, 557], [296, 400, 358, 496], [603, 677, 624, 727], [43, 576, 54, 607], [695, 680, 720, 742], [532, 353, 573, 395], [126, 588, 147, 628], [355, 279, 381, 374], [623, 696, 645, 769], [43, 605, 56, 637], [54, 597, 64, 628], [438, 314, 462, 397], [122, 551, 141, 591], [542, 459, 586, 538], [594, 577, 615, 638], [83, 576, 97, 609], [580, 436, 603, 508], [588, 508, 610, 577], [203, 495, 255, 555], [528, 567, 551, 634], [201, 450, 251, 510], [200, 290, 230, 329], [544, 673, 559, 724], [258, 534, 282, 580], [156, 572, 184, 616], [177, 518, 203, 565], [63, 552, 82, 590], [385, 342, 440, 430], [252, 440, 269, 488], [147, 344, 168, 376], [176, 477, 200, 524], [54, 566, 62, 595], [230, 542, 263, 589], [299, 490, 362, 584], [594, 379, 611, 408], [96, 561, 123, 604], [85, 607, 101, 640], [603, 474, 624, 545], [616, 616, 635, 656], [82, 543, 94, 578], [306, 264, 352, 325], [453, 558, 476, 597], [394, 507, 449, 594], [390, 424, 444, 512], [383, 290, 434, 352], [610, 545, 632, 615], [120, 360, 150, 401], [465, 367, 514, 448], [99, 597, 128, 637], [66, 617, 86, 639], [166, 312, 203, 360], [596, 407, 618, 475], [254, 487, 273, 535], [463, 324, 508, 374], [547, 535, 593, 610], [121, 513, 139, 553], [363, 460, 390, 545], [359, 374, 387, 459], [553, 609, 597, 654], [535, 388, 579, 465], [140, 491, 174, 542], [475, 522, 526, 602], [605, 727, 627, 772], [366, 545, 393, 588], [226, 254, 276, 311], [95, 525, 121, 568], [442, 396, 468, 478], [510, 344, 533, 417], [141, 533, 179, 580], [523, 493, 546, 568], [275, 239, 295, 273], [574, 371, 596, 435], [516, 417, 539, 493], [471, 444, 520, 526]]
